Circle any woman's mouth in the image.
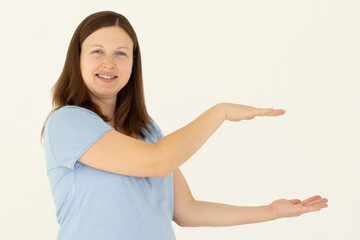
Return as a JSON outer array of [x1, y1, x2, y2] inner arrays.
[[96, 74, 118, 82]]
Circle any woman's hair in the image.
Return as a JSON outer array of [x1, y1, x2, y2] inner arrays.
[[40, 11, 152, 142]]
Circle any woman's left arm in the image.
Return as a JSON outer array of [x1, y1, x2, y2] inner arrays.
[[172, 168, 328, 227]]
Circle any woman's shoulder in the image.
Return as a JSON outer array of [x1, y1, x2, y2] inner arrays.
[[50, 105, 99, 120], [55, 105, 97, 115], [46, 105, 104, 131]]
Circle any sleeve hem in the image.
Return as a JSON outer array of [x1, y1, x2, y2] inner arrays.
[[68, 127, 113, 170]]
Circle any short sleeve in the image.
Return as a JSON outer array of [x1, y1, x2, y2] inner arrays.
[[45, 106, 113, 170], [149, 117, 165, 140]]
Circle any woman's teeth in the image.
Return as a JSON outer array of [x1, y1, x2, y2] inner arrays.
[[97, 74, 117, 79]]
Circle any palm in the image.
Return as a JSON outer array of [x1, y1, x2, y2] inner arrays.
[[270, 195, 328, 219]]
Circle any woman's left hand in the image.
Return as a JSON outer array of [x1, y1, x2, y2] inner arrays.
[[269, 195, 328, 219]]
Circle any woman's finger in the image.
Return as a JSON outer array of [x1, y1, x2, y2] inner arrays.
[[267, 109, 286, 116], [302, 203, 328, 213], [303, 197, 328, 206], [301, 195, 322, 205], [256, 108, 286, 117]]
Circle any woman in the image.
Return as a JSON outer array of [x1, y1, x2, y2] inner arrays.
[[41, 11, 328, 240]]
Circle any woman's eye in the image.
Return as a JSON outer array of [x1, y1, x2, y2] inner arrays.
[[116, 51, 126, 56], [93, 50, 102, 54]]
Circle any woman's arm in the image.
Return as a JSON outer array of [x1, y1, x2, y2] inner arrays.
[[156, 103, 285, 176], [172, 168, 328, 227], [79, 103, 284, 177], [178, 197, 328, 227]]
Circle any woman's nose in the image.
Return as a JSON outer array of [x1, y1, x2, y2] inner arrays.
[[102, 55, 116, 69]]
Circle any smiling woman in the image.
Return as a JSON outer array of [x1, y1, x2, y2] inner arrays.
[[40, 10, 327, 240], [80, 26, 134, 114], [40, 11, 150, 139]]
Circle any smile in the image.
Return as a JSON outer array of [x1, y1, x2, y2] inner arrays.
[[96, 74, 118, 79], [95, 74, 118, 83]]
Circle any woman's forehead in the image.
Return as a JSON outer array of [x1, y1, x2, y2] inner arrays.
[[83, 26, 133, 49]]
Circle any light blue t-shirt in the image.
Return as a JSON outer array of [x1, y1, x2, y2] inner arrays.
[[43, 106, 175, 240]]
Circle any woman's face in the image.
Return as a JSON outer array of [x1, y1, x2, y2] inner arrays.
[[80, 26, 134, 103]]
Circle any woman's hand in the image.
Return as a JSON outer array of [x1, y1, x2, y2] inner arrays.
[[269, 195, 328, 219], [222, 103, 286, 122]]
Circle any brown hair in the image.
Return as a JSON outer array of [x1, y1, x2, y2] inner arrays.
[[40, 11, 152, 143]]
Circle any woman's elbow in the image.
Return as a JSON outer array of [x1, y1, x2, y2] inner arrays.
[[154, 158, 173, 177], [152, 143, 174, 177]]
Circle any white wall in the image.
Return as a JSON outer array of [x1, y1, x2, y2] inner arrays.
[[1, 0, 359, 239]]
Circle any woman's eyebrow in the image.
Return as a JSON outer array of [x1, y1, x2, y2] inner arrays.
[[89, 44, 129, 49]]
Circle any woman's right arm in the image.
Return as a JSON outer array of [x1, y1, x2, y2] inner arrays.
[[78, 103, 285, 177]]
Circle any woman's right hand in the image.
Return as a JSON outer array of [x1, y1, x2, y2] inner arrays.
[[222, 103, 286, 122]]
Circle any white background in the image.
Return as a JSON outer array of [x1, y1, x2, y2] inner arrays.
[[1, 0, 359, 239]]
